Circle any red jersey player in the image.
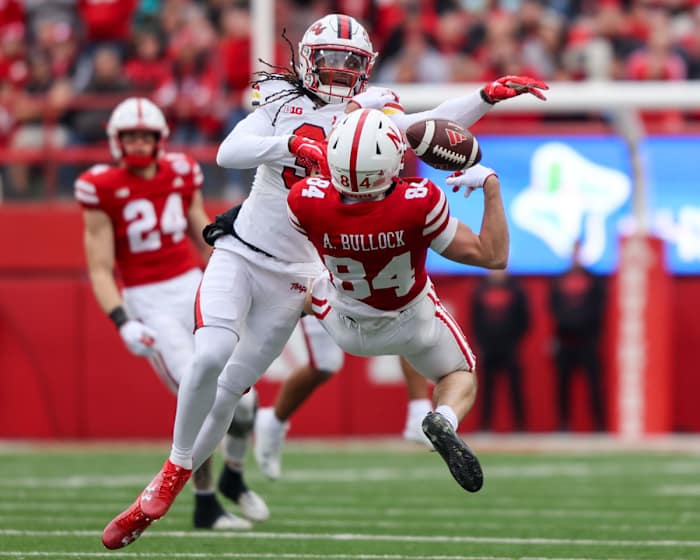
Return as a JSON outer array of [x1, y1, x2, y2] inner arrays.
[[75, 98, 269, 546], [287, 108, 509, 492]]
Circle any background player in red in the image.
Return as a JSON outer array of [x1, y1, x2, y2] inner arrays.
[[287, 108, 509, 491], [75, 98, 268, 545]]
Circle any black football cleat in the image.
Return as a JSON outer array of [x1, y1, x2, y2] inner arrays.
[[422, 411, 484, 492]]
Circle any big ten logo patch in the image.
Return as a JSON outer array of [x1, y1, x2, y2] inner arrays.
[[283, 105, 304, 115]]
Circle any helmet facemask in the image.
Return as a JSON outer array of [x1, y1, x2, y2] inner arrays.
[[118, 130, 162, 168]]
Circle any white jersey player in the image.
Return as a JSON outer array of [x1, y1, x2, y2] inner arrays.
[[101, 14, 547, 548], [288, 108, 510, 491], [82, 99, 269, 551]]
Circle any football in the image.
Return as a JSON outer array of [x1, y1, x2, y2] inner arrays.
[[405, 119, 481, 171]]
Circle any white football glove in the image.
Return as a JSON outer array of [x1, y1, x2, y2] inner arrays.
[[445, 164, 498, 198], [119, 320, 157, 357], [347, 87, 400, 111]]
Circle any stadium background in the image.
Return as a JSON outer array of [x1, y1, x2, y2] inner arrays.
[[1, 0, 700, 439]]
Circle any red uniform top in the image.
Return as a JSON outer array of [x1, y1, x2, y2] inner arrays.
[[288, 176, 452, 311], [74, 153, 203, 287]]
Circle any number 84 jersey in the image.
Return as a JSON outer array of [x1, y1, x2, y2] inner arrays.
[[74, 153, 203, 287], [287, 176, 458, 312]]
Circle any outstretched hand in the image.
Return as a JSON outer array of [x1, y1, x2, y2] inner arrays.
[[481, 75, 549, 104], [446, 164, 498, 198]]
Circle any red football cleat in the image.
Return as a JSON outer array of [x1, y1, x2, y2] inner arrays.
[[139, 459, 192, 519], [102, 497, 154, 549]]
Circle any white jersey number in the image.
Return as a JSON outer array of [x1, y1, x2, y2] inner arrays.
[[324, 252, 415, 300], [302, 177, 331, 199], [124, 193, 187, 253]]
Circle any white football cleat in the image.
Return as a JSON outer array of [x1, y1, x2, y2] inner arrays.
[[237, 490, 270, 522], [210, 511, 253, 530], [403, 412, 433, 448], [254, 407, 289, 480]]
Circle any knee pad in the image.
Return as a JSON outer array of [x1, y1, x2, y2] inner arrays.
[[227, 387, 258, 438]]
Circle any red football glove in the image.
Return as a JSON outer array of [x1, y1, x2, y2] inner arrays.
[[481, 75, 549, 104], [288, 135, 330, 177]]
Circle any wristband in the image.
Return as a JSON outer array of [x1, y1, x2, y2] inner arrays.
[[108, 306, 129, 329]]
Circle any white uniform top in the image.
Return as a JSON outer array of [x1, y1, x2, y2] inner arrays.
[[216, 80, 491, 265]]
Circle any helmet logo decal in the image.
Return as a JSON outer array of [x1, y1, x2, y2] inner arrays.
[[386, 130, 402, 151], [309, 22, 326, 35]]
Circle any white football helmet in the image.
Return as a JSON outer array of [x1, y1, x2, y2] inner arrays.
[[327, 108, 406, 199], [298, 14, 377, 104], [106, 97, 169, 166]]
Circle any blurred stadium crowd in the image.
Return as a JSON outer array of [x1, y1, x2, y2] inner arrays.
[[1, 0, 699, 199]]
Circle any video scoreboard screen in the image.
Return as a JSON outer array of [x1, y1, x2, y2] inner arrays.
[[419, 135, 700, 275]]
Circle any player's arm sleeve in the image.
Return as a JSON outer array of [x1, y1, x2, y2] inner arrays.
[[83, 208, 123, 314], [74, 173, 101, 208], [216, 106, 291, 169], [388, 89, 491, 131], [430, 216, 459, 254], [421, 185, 457, 252]]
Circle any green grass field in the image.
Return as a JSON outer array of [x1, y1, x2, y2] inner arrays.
[[1, 439, 699, 560]]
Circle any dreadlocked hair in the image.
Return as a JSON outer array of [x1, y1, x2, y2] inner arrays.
[[250, 29, 313, 125]]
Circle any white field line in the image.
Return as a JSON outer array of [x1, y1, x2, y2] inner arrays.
[[1, 459, 699, 488], [0, 489, 694, 513], [2, 529, 700, 548], [0, 514, 696, 535], [3, 434, 700, 453], [0, 501, 696, 521], [657, 484, 700, 496]]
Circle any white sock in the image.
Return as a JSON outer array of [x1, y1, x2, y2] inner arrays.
[[435, 405, 459, 431], [265, 407, 287, 427], [168, 451, 193, 470], [407, 398, 432, 418]]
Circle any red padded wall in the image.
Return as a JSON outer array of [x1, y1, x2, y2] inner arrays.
[[1, 203, 699, 438]]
